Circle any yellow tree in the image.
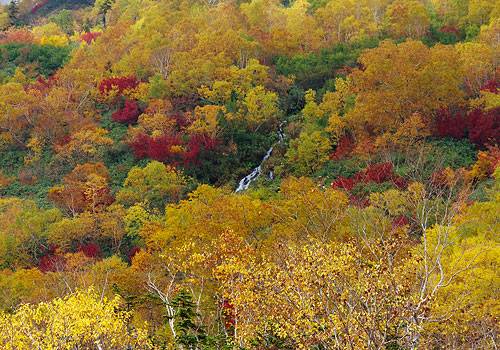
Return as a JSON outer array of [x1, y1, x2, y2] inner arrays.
[[0, 288, 151, 349], [0, 198, 61, 269], [0, 82, 33, 148], [479, 17, 500, 70], [363, 177, 500, 348], [236, 85, 279, 132], [116, 160, 186, 209], [385, 0, 430, 39], [456, 41, 495, 97], [316, 0, 378, 43], [346, 40, 464, 144], [284, 0, 324, 52], [47, 162, 113, 217], [285, 131, 332, 175], [127, 99, 176, 141], [268, 177, 350, 242], [216, 237, 419, 349], [54, 126, 114, 165]]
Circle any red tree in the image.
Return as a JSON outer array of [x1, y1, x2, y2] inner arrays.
[[81, 32, 102, 44]]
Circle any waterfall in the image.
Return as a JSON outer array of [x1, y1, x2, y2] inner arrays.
[[235, 122, 286, 193]]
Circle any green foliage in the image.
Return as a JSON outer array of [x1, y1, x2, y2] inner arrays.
[[274, 38, 379, 91], [248, 323, 295, 349], [427, 138, 477, 170], [149, 73, 169, 99], [169, 290, 209, 349], [116, 160, 186, 210], [0, 42, 71, 78], [465, 25, 481, 41], [313, 157, 364, 184], [48, 9, 74, 35], [7, 0, 19, 27]]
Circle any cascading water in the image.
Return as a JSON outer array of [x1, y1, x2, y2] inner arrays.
[[235, 122, 286, 193]]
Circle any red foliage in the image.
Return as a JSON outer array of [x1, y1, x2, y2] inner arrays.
[[0, 29, 36, 44], [80, 32, 102, 44], [349, 195, 371, 208], [330, 135, 355, 160], [336, 64, 353, 76], [481, 79, 500, 94], [55, 134, 71, 148], [435, 107, 467, 140], [435, 106, 500, 147], [130, 134, 185, 166], [31, 0, 51, 14], [169, 112, 190, 130], [343, 162, 407, 188], [98, 76, 139, 96], [485, 144, 500, 170], [76, 243, 102, 259], [38, 245, 65, 273], [26, 76, 57, 95], [392, 215, 409, 227], [81, 185, 114, 208], [439, 26, 459, 35], [220, 300, 235, 330], [331, 176, 355, 191], [184, 133, 221, 166], [362, 162, 398, 184], [112, 100, 142, 124], [429, 168, 452, 190], [170, 93, 200, 112], [36, 75, 56, 88], [468, 108, 500, 146], [332, 162, 408, 206], [127, 247, 140, 264]]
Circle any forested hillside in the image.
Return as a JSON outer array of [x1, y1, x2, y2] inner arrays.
[[0, 0, 499, 348]]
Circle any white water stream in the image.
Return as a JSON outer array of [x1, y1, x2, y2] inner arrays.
[[235, 122, 286, 192]]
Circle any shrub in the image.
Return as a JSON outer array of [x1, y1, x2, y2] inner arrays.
[[111, 100, 142, 125], [98, 76, 138, 96], [435, 106, 500, 148], [130, 134, 186, 166], [184, 133, 221, 166], [331, 162, 408, 206]]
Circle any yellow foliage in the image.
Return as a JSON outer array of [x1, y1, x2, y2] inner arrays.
[[127, 99, 175, 140], [216, 238, 418, 348], [40, 35, 69, 47], [234, 85, 279, 132], [347, 40, 463, 141], [385, 0, 430, 39], [32, 22, 64, 37], [187, 105, 224, 138], [116, 160, 186, 208], [24, 137, 45, 165], [199, 59, 270, 104], [285, 131, 332, 175], [0, 288, 151, 349], [54, 126, 114, 164]]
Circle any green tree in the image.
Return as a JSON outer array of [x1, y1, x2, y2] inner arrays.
[[169, 289, 209, 350], [7, 0, 18, 27], [49, 10, 74, 35], [97, 0, 115, 29]]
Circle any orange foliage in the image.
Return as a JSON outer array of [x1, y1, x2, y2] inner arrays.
[[47, 163, 113, 216]]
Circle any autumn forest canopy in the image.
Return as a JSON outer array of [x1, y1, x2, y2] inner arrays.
[[0, 0, 499, 348]]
